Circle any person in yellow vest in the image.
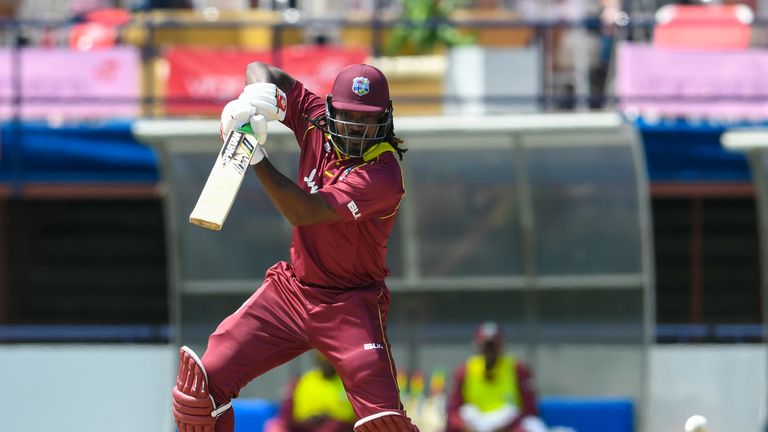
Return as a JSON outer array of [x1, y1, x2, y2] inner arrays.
[[266, 351, 356, 432], [445, 322, 549, 432]]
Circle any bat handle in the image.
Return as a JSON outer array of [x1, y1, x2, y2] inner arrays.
[[237, 124, 253, 134]]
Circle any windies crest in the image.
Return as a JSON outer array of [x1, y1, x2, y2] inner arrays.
[[352, 76, 370, 96]]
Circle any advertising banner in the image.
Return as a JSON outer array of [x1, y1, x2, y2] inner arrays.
[[0, 47, 140, 119], [164, 46, 369, 116], [164, 48, 272, 116], [280, 45, 369, 97], [617, 42, 768, 120]]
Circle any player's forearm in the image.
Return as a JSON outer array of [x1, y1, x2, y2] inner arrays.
[[252, 160, 340, 226], [245, 62, 295, 95]]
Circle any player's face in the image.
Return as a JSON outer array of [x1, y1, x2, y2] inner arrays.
[[334, 110, 383, 154], [480, 339, 501, 370]]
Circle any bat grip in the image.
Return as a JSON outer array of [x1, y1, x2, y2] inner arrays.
[[237, 123, 253, 134]]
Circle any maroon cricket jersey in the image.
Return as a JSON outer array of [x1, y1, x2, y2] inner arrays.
[[280, 81, 404, 288]]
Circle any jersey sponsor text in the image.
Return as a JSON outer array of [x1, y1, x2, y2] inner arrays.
[[347, 201, 361, 219]]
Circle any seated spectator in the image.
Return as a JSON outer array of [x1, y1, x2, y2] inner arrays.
[[266, 351, 356, 432], [446, 322, 548, 432]]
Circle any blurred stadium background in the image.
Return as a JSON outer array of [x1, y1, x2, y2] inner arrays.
[[1, 0, 767, 431]]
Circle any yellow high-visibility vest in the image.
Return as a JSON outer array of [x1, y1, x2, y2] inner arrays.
[[462, 354, 521, 413], [292, 369, 356, 423]]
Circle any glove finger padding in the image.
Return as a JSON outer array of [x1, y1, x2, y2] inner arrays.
[[354, 412, 420, 432], [249, 114, 268, 146], [241, 82, 287, 122], [247, 114, 269, 165], [220, 99, 255, 141], [249, 99, 283, 121]]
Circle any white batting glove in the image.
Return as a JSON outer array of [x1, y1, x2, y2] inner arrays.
[[239, 82, 287, 122], [220, 98, 255, 141], [220, 100, 269, 165], [248, 114, 268, 165]]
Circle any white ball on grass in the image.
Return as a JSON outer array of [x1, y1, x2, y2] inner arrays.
[[685, 415, 708, 432]]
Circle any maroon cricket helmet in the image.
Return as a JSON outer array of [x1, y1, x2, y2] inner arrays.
[[329, 64, 391, 113], [325, 64, 393, 157]]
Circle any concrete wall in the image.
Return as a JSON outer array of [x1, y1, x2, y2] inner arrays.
[[2, 345, 176, 432], [648, 345, 766, 432], [1, 344, 765, 432]]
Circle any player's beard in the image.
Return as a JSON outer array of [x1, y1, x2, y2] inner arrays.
[[328, 122, 390, 158], [344, 135, 366, 156]]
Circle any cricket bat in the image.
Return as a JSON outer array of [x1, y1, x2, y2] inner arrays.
[[189, 124, 257, 231]]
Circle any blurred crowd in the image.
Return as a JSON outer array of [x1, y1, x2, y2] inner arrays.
[[5, 1, 765, 26], [2, 0, 767, 112], [0, 0, 635, 111]]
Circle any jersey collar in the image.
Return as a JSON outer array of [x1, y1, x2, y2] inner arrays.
[[363, 141, 395, 162]]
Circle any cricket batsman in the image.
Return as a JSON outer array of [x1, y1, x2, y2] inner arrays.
[[171, 62, 418, 432]]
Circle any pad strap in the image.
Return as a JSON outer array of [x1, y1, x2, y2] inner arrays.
[[172, 346, 232, 432]]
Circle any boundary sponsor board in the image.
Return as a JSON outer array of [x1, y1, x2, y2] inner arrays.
[[0, 47, 140, 119]]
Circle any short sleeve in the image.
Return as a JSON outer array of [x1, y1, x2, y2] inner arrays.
[[317, 157, 404, 222], [281, 80, 326, 149]]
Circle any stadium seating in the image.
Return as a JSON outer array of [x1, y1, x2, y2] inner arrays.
[[232, 399, 279, 432], [539, 396, 635, 432], [230, 396, 635, 432]]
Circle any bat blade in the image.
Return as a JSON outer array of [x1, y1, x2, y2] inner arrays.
[[189, 128, 256, 231]]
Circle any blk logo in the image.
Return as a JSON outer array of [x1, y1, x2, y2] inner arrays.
[[347, 201, 361, 219]]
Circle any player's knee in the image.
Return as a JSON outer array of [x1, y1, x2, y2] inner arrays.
[[199, 354, 231, 405], [354, 412, 419, 432], [343, 359, 374, 387], [342, 354, 394, 393], [198, 338, 241, 407]]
